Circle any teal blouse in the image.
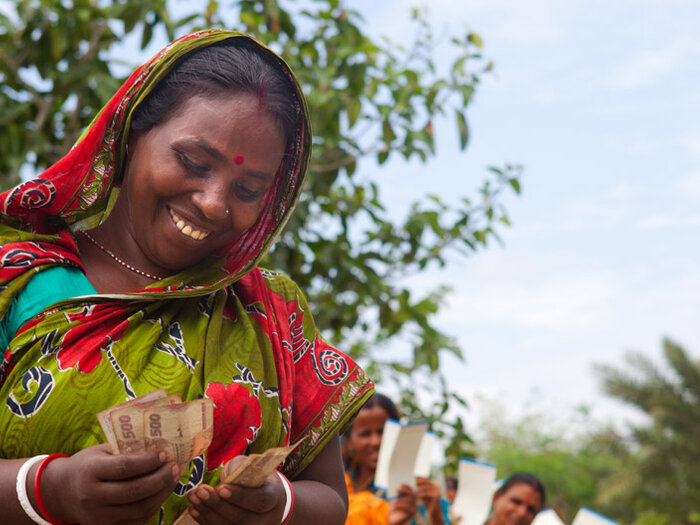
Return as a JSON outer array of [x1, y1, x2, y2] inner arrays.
[[0, 266, 96, 349]]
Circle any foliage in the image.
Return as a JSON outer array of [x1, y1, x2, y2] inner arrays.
[[392, 372, 475, 476], [596, 339, 700, 525], [473, 399, 629, 522], [1, 0, 520, 431]]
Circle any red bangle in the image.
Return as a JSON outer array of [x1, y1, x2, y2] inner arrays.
[[34, 453, 74, 525]]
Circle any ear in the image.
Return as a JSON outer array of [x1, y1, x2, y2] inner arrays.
[[117, 134, 140, 187]]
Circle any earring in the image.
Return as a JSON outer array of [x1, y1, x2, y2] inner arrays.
[[226, 209, 230, 216]]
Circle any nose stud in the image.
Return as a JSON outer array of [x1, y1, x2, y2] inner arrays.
[[225, 209, 230, 216]]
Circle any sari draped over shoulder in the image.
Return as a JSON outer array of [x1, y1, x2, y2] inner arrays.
[[0, 29, 374, 524]]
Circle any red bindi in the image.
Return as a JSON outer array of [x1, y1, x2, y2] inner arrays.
[[234, 154, 245, 165]]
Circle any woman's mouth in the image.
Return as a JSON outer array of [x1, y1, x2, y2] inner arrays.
[[169, 209, 210, 241]]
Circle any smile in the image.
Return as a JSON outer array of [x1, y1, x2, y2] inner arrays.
[[169, 209, 210, 241]]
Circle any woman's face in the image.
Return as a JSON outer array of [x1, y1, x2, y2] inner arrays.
[[489, 483, 543, 525], [109, 92, 286, 273], [347, 405, 391, 473]]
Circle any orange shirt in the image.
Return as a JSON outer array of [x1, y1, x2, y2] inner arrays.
[[345, 473, 390, 525]]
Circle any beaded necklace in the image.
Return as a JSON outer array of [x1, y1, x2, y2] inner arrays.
[[78, 229, 164, 281]]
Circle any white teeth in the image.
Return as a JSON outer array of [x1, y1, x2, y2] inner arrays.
[[169, 210, 210, 241]]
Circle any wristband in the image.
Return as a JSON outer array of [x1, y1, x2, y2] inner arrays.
[[276, 471, 295, 525], [16, 455, 52, 525], [34, 453, 73, 525]]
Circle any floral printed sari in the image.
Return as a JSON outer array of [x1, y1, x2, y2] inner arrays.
[[0, 29, 374, 524]]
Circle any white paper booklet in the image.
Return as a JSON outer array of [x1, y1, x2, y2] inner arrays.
[[373, 420, 429, 498], [532, 509, 566, 525], [449, 458, 497, 525], [571, 508, 619, 525], [413, 430, 437, 478]]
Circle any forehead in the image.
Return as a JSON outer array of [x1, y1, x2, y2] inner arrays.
[[165, 93, 281, 136], [352, 406, 391, 431], [499, 483, 543, 508]]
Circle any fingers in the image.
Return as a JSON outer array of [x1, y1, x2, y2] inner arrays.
[[186, 474, 285, 525], [94, 461, 180, 505], [92, 450, 169, 481]]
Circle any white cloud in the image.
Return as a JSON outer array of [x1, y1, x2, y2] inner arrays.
[[674, 170, 700, 198], [439, 253, 618, 330], [680, 131, 700, 160], [604, 34, 700, 91], [367, 0, 582, 46]]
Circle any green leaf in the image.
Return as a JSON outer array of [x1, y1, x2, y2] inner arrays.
[[455, 110, 469, 149], [468, 32, 483, 48]]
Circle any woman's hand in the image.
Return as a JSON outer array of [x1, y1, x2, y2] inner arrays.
[[387, 484, 418, 525], [186, 455, 286, 525], [415, 477, 444, 525], [38, 443, 180, 525]]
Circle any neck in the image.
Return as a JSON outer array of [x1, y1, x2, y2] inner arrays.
[[353, 466, 376, 492], [76, 229, 163, 293]]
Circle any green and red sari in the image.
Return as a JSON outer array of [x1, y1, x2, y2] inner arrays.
[[0, 29, 373, 524]]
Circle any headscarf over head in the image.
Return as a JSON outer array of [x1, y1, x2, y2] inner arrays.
[[0, 29, 311, 295]]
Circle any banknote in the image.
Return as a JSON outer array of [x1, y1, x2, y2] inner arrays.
[[143, 398, 214, 469], [222, 442, 299, 487], [172, 443, 299, 525], [108, 394, 181, 454], [97, 389, 169, 453]]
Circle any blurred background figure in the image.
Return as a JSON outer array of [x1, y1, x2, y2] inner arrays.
[[484, 473, 545, 525], [343, 393, 451, 525], [444, 476, 459, 504]]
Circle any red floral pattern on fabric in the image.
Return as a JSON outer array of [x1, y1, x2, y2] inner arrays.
[[205, 381, 262, 469], [0, 232, 82, 282], [56, 303, 130, 373]]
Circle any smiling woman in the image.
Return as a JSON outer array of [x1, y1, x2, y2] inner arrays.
[[0, 30, 374, 525], [485, 473, 546, 525]]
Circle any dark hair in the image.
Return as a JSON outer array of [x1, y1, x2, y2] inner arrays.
[[130, 38, 298, 145], [344, 392, 399, 438], [445, 475, 458, 491], [496, 473, 546, 507]]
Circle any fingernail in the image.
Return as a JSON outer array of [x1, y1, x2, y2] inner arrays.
[[190, 509, 200, 518], [172, 464, 180, 480], [188, 494, 201, 505], [159, 451, 167, 462], [219, 487, 232, 499], [200, 489, 210, 501]]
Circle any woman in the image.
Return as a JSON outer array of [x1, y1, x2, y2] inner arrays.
[[343, 393, 449, 525], [0, 30, 374, 524], [484, 473, 545, 525]]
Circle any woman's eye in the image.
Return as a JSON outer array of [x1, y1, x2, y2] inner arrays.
[[177, 152, 209, 174], [235, 184, 263, 202]]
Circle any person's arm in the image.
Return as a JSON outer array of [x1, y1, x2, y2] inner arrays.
[[0, 444, 179, 525], [387, 484, 419, 525], [187, 434, 349, 525], [415, 477, 446, 525]]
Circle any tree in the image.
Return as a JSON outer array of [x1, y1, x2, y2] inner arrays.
[[473, 398, 630, 522], [1, 0, 521, 446], [595, 339, 700, 525]]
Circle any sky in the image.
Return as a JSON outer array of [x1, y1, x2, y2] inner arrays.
[[6, 0, 698, 441], [346, 0, 700, 437]]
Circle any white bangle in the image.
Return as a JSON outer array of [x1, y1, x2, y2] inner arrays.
[[276, 471, 293, 524], [16, 455, 52, 525]]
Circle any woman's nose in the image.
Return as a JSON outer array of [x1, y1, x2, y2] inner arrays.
[[193, 185, 229, 221]]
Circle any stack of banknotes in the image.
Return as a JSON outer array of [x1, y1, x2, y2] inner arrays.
[[97, 389, 297, 525], [97, 388, 214, 472]]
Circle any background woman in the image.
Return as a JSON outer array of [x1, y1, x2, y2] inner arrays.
[[0, 30, 373, 524], [343, 393, 450, 525], [484, 473, 545, 525]]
